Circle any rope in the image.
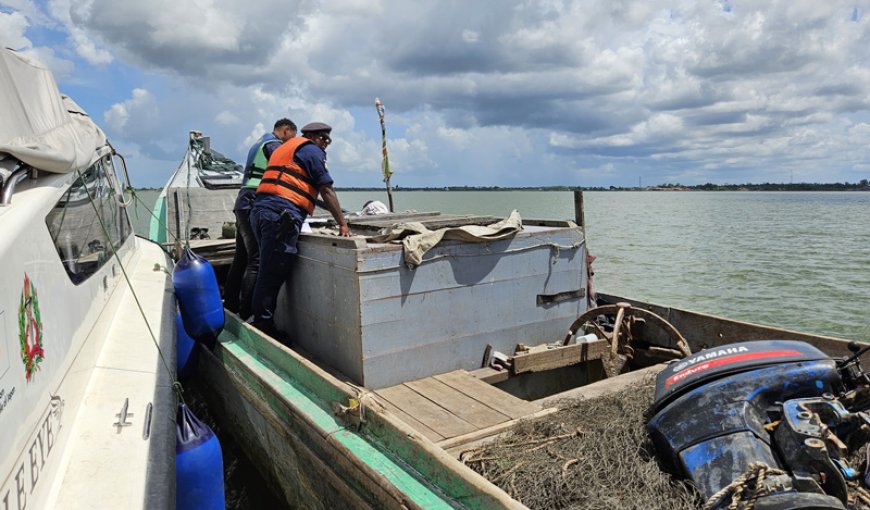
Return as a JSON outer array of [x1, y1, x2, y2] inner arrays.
[[130, 187, 181, 244], [702, 462, 786, 510], [103, 161, 134, 208], [181, 143, 193, 248], [854, 486, 870, 507], [77, 168, 184, 404], [340, 385, 375, 424]]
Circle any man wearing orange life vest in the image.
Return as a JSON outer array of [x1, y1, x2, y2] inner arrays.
[[248, 121, 351, 336]]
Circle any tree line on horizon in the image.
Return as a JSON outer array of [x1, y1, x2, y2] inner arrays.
[[334, 179, 870, 191], [136, 178, 870, 192]]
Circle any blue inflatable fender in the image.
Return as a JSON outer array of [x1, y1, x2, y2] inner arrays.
[[176, 403, 225, 510], [173, 246, 224, 345], [176, 310, 198, 380]]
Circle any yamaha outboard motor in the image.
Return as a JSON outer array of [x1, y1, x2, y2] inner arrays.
[[648, 340, 870, 510]]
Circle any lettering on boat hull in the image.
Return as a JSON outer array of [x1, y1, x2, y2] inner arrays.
[[0, 400, 62, 510], [0, 387, 15, 418]]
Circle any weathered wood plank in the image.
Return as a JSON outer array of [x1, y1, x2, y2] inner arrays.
[[432, 371, 540, 420], [522, 219, 576, 228], [359, 271, 585, 348], [299, 231, 368, 249], [189, 238, 236, 250], [404, 378, 511, 430], [512, 339, 610, 374], [371, 395, 446, 442], [468, 367, 510, 384], [535, 364, 666, 408], [375, 384, 476, 439], [418, 216, 502, 230], [347, 212, 444, 227], [437, 407, 560, 452]]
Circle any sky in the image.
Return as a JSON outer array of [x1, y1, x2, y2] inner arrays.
[[2, 1, 870, 189]]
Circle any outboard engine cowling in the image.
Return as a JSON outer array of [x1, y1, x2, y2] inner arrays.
[[648, 340, 870, 510]]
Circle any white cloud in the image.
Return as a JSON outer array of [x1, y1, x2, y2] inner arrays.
[[47, 0, 113, 65], [104, 102, 129, 131], [103, 88, 157, 134], [215, 110, 240, 126], [6, 0, 870, 187], [0, 10, 31, 50], [68, 27, 112, 65]]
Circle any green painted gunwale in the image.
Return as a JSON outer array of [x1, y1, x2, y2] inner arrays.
[[216, 314, 523, 509]]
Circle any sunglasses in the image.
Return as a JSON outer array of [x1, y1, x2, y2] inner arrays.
[[318, 134, 332, 146]]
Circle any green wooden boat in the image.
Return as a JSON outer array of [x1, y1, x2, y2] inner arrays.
[[194, 258, 849, 509], [193, 200, 858, 508]]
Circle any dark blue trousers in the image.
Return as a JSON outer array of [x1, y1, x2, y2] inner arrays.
[[249, 204, 301, 328], [224, 194, 259, 319]]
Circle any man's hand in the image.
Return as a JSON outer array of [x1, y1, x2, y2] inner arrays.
[[319, 184, 352, 237]]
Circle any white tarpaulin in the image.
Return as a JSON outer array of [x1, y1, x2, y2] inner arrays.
[[373, 210, 524, 267], [0, 48, 109, 173]]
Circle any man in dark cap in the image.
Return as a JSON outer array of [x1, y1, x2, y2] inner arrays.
[[248, 121, 351, 336], [224, 118, 296, 319]]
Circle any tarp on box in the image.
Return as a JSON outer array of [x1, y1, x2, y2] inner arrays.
[[373, 210, 524, 267]]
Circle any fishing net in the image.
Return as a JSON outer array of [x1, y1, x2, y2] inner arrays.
[[461, 376, 701, 509], [461, 377, 870, 510]]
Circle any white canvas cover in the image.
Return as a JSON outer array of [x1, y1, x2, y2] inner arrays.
[[0, 48, 109, 174]]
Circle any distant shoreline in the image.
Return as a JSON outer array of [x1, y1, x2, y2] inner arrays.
[[135, 184, 870, 192], [335, 185, 870, 192]]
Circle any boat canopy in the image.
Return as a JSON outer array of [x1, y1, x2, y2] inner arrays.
[[0, 48, 109, 174]]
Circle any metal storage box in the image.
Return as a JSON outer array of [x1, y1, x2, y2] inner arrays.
[[275, 213, 589, 389]]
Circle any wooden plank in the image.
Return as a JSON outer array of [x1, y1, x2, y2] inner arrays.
[[536, 364, 666, 408], [359, 270, 585, 350], [371, 394, 445, 442], [512, 339, 610, 375], [468, 367, 509, 385], [189, 238, 236, 249], [404, 378, 511, 430], [573, 190, 585, 229], [432, 371, 540, 420], [348, 214, 502, 231], [437, 407, 560, 451], [375, 384, 476, 439], [347, 212, 444, 225], [418, 216, 502, 230], [522, 219, 575, 228]]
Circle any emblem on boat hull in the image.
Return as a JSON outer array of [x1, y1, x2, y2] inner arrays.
[[18, 274, 45, 381]]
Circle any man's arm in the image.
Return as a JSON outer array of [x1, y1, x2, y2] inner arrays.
[[318, 184, 351, 237]]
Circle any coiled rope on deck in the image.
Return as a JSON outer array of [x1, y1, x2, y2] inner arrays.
[[702, 462, 786, 510]]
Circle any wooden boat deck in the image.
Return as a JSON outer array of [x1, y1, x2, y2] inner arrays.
[[374, 370, 549, 452]]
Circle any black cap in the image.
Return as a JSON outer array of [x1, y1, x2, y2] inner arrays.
[[301, 122, 332, 134]]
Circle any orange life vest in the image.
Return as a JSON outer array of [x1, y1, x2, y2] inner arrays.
[[256, 137, 318, 214]]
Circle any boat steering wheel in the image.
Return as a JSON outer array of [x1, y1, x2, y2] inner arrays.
[[563, 302, 692, 377]]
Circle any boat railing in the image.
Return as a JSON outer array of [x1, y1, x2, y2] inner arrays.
[[1, 164, 34, 206]]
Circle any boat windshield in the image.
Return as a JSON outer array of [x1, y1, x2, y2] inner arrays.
[[45, 156, 132, 284]]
